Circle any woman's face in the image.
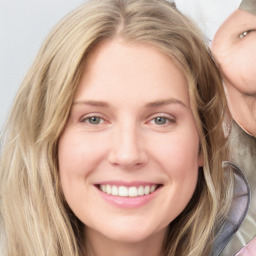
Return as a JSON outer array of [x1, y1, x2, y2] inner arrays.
[[58, 40, 203, 247]]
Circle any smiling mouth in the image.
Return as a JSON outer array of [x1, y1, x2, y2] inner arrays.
[[96, 184, 161, 197]]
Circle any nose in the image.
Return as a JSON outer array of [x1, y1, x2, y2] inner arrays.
[[108, 125, 148, 169]]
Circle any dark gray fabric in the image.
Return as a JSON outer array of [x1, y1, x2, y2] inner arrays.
[[212, 161, 251, 256]]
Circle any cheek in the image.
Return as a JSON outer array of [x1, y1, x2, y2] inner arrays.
[[58, 133, 85, 200], [239, 41, 256, 90], [58, 130, 106, 177], [58, 136, 87, 178], [152, 128, 200, 199], [57, 131, 103, 205], [156, 135, 199, 223], [156, 132, 200, 167], [58, 131, 105, 219], [221, 40, 256, 93]]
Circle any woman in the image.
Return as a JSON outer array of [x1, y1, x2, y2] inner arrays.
[[0, 0, 233, 255]]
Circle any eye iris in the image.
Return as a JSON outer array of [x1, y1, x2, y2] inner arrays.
[[89, 117, 101, 124], [155, 117, 167, 125]]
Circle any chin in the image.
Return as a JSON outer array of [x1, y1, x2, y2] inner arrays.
[[99, 223, 165, 244]]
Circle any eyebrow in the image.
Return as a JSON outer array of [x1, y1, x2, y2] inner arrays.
[[72, 98, 188, 108], [145, 98, 188, 108], [73, 100, 110, 107]]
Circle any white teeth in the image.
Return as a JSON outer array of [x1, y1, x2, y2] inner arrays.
[[150, 185, 157, 192], [138, 186, 144, 196], [112, 185, 118, 196], [101, 185, 106, 193], [119, 186, 128, 196], [106, 184, 111, 194], [128, 186, 138, 197], [99, 184, 158, 197], [144, 185, 150, 195]]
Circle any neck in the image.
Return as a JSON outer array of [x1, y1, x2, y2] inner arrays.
[[83, 227, 166, 256]]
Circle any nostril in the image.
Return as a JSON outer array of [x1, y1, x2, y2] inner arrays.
[[108, 150, 148, 169]]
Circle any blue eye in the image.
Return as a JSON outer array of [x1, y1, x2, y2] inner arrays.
[[149, 114, 176, 127], [88, 117, 101, 124], [82, 116, 103, 125], [153, 117, 168, 125]]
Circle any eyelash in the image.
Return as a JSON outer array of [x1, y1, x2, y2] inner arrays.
[[238, 29, 256, 38], [80, 113, 176, 127], [80, 114, 107, 125], [148, 114, 176, 126]]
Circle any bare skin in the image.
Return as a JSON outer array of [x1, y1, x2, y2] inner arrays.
[[212, 9, 256, 136]]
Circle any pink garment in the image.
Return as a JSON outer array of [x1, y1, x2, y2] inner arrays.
[[235, 236, 256, 256]]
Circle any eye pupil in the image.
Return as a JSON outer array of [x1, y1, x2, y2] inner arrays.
[[89, 117, 100, 124], [155, 117, 167, 125]]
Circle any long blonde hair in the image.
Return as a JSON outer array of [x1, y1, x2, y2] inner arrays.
[[0, 0, 232, 255]]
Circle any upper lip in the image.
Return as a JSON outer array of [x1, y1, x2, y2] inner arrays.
[[95, 181, 162, 187]]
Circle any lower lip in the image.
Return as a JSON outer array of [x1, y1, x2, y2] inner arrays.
[[97, 188, 159, 208]]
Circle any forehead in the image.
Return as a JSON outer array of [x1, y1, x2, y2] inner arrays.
[[74, 39, 191, 107]]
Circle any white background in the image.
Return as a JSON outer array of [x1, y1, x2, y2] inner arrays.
[[0, 0, 88, 130]]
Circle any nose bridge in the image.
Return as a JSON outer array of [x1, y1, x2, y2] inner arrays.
[[108, 120, 148, 168]]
